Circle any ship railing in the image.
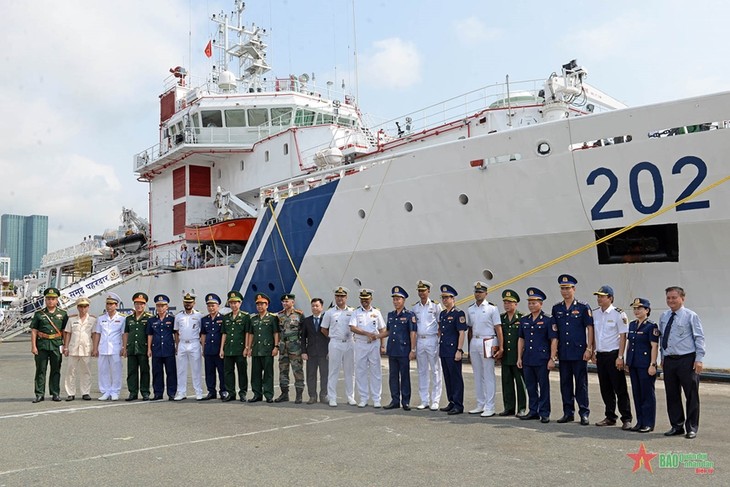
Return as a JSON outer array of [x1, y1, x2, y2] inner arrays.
[[0, 307, 26, 341], [366, 78, 545, 139], [41, 239, 106, 267], [147, 244, 239, 270]]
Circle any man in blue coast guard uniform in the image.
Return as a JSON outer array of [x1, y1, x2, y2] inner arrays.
[[466, 281, 503, 417], [659, 286, 705, 439], [517, 287, 558, 423], [437, 284, 467, 415], [146, 294, 178, 400], [383, 286, 417, 411], [200, 293, 227, 400], [412, 280, 442, 411], [551, 274, 594, 425]]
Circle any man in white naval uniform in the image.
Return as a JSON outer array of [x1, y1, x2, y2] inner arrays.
[[349, 289, 386, 408], [466, 281, 504, 417], [320, 286, 356, 407], [92, 293, 125, 401], [412, 280, 443, 410], [174, 293, 204, 400]]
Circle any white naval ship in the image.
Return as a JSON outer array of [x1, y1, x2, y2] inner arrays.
[[4, 1, 729, 368]]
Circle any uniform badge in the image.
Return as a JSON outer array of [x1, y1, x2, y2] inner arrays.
[[552, 324, 558, 331], [459, 316, 466, 323], [587, 308, 592, 317], [653, 328, 660, 336]]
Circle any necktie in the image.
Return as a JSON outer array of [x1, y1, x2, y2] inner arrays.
[[314, 316, 320, 331], [661, 312, 676, 350]]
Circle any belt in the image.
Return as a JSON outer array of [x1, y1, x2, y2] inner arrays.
[[596, 350, 619, 355], [664, 352, 695, 359], [181, 339, 199, 344], [37, 331, 62, 339], [332, 338, 351, 343], [473, 335, 495, 339], [418, 335, 437, 339]]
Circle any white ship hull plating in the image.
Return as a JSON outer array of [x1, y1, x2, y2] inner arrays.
[[101, 91, 730, 368]]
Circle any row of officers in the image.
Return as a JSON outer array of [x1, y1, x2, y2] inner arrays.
[[30, 275, 705, 439]]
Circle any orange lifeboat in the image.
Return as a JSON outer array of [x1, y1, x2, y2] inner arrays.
[[185, 218, 256, 243]]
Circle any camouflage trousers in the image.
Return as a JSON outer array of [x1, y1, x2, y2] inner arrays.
[[279, 340, 304, 390]]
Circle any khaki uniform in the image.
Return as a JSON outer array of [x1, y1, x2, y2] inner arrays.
[[64, 314, 97, 396]]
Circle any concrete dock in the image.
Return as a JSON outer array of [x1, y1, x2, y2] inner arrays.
[[0, 337, 726, 486]]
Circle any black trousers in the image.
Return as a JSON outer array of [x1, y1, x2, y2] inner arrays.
[[596, 350, 632, 421], [204, 354, 226, 396], [306, 355, 328, 399], [663, 353, 700, 433]]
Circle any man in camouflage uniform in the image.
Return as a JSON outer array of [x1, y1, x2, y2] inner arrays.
[[275, 293, 305, 404], [30, 287, 68, 403], [246, 293, 280, 403], [122, 292, 152, 401]]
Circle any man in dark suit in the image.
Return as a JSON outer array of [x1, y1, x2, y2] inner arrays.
[[301, 298, 330, 404]]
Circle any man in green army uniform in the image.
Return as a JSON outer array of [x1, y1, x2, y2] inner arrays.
[[30, 287, 69, 403], [275, 293, 305, 404], [499, 289, 527, 416], [122, 292, 152, 401], [220, 291, 250, 402], [246, 293, 280, 403]]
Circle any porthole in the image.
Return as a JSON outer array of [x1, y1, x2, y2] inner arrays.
[[404, 202, 413, 212], [459, 194, 469, 205], [306, 217, 314, 227], [358, 209, 366, 219], [251, 284, 258, 292], [537, 141, 551, 156], [353, 278, 362, 287], [268, 282, 275, 291], [482, 269, 494, 281]]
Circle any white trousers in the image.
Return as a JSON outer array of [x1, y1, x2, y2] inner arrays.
[[469, 337, 496, 412], [64, 355, 91, 396], [354, 340, 382, 402], [416, 336, 442, 404], [327, 340, 354, 403], [176, 341, 203, 395], [98, 354, 122, 395]]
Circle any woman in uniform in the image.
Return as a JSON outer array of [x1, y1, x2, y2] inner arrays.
[[625, 298, 659, 433]]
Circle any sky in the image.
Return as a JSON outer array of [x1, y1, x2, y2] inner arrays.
[[1, 0, 729, 254]]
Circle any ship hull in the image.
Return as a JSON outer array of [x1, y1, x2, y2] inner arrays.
[[99, 91, 730, 367]]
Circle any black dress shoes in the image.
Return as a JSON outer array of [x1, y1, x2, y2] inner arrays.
[[664, 427, 685, 436], [141, 394, 150, 401], [202, 392, 215, 400], [221, 395, 235, 402], [498, 410, 515, 417], [639, 426, 654, 433], [579, 416, 590, 426], [248, 396, 262, 403], [383, 403, 399, 410], [557, 415, 574, 423], [402, 405, 411, 411], [150, 395, 163, 401], [519, 413, 539, 420], [52, 395, 61, 402], [66, 396, 75, 402], [266, 398, 273, 403], [630, 424, 642, 432], [32, 395, 44, 403], [307, 397, 317, 404], [447, 409, 463, 415], [239, 396, 247, 402], [220, 392, 230, 401], [125, 394, 138, 402], [439, 404, 454, 412], [82, 394, 92, 400], [685, 431, 697, 439], [540, 417, 550, 423]]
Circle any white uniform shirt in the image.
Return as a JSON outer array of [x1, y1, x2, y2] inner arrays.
[[349, 306, 385, 342], [174, 310, 203, 341], [466, 301, 501, 338], [66, 315, 97, 356], [593, 304, 628, 352], [412, 299, 442, 336], [94, 312, 125, 355], [321, 306, 355, 341]]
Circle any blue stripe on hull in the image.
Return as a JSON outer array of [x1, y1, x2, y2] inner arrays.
[[234, 180, 339, 310]]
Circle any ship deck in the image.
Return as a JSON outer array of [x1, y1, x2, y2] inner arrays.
[[0, 337, 726, 485]]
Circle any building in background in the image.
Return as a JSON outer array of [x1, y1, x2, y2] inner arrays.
[[0, 215, 48, 280]]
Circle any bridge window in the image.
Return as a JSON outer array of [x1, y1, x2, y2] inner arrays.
[[225, 109, 247, 127], [595, 223, 679, 264], [201, 110, 223, 128], [271, 107, 293, 126], [321, 113, 334, 124], [295, 109, 316, 126], [248, 108, 269, 127]]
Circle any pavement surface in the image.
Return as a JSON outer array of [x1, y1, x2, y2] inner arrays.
[[0, 337, 727, 486]]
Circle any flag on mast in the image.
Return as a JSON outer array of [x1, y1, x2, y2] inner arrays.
[[204, 40, 213, 58]]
